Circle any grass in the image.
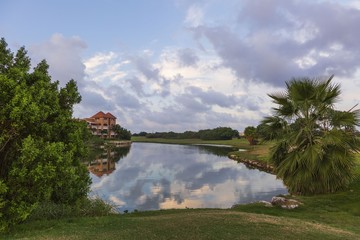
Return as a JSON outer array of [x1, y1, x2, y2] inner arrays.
[[4, 209, 359, 240], [132, 136, 273, 163], [2, 138, 360, 239], [25, 198, 116, 222]]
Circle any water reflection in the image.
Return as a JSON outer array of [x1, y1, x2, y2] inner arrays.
[[90, 143, 287, 212], [88, 147, 130, 177]]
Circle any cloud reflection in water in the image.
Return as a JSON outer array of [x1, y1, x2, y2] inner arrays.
[[90, 143, 287, 212]]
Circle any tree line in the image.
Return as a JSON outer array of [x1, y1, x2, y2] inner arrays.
[[133, 127, 239, 140]]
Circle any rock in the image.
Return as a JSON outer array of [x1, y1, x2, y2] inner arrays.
[[259, 200, 273, 207], [271, 196, 286, 205], [271, 196, 302, 209]]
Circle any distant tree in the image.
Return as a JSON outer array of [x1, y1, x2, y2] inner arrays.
[[199, 127, 235, 140], [232, 129, 240, 139], [138, 131, 147, 136], [112, 124, 131, 140], [143, 127, 237, 140], [244, 126, 258, 145], [262, 75, 360, 195], [181, 131, 199, 139], [0, 38, 91, 231]]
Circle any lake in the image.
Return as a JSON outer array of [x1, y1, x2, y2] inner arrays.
[[89, 142, 287, 212]]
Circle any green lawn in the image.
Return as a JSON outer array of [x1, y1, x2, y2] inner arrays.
[[132, 136, 273, 161], [4, 208, 359, 240], [2, 138, 360, 239]]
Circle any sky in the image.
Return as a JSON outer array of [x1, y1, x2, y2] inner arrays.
[[1, 0, 360, 133]]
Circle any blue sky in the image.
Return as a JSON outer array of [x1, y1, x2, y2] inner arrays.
[[1, 0, 360, 133]]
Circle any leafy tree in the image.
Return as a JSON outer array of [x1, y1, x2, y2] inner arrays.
[[138, 131, 148, 136], [112, 124, 131, 140], [199, 127, 236, 140], [144, 127, 237, 140], [262, 75, 360, 195], [244, 126, 258, 145], [0, 38, 91, 230]]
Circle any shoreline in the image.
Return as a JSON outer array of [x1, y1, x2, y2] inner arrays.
[[228, 153, 274, 173]]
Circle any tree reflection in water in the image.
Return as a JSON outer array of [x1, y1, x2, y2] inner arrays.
[[88, 146, 130, 177]]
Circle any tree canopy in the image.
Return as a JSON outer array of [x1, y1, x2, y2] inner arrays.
[[0, 38, 91, 231], [262, 75, 360, 195], [143, 127, 239, 140], [112, 124, 131, 140], [243, 126, 258, 145]]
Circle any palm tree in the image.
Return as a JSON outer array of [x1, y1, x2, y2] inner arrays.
[[262, 75, 360, 195], [244, 126, 258, 145]]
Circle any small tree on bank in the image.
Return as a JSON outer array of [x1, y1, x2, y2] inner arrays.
[[112, 124, 131, 140], [244, 126, 258, 145], [262, 75, 360, 195]]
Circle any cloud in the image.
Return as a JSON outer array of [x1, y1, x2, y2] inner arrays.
[[185, 4, 204, 27], [84, 51, 129, 84], [76, 41, 277, 132], [177, 48, 199, 67], [191, 0, 360, 86], [29, 33, 87, 87], [133, 55, 160, 81], [108, 85, 141, 109], [125, 77, 146, 97], [58, 0, 360, 133], [186, 86, 238, 108]]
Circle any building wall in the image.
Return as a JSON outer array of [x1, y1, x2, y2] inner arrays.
[[85, 112, 117, 139]]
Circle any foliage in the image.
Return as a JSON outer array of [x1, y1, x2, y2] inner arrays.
[[26, 198, 116, 221], [0, 38, 91, 231], [144, 127, 238, 140], [243, 126, 258, 145], [199, 127, 238, 140], [132, 131, 148, 137], [112, 124, 131, 140], [0, 181, 7, 232], [262, 75, 360, 195]]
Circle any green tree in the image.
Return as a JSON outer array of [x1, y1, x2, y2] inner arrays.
[[0, 38, 91, 230], [199, 127, 236, 140], [112, 124, 131, 140], [244, 126, 258, 145], [262, 75, 360, 195]]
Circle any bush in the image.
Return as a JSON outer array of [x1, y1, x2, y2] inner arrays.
[[26, 198, 116, 221]]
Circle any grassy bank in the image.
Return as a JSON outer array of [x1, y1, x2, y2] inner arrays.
[[4, 207, 359, 240], [2, 138, 360, 239]]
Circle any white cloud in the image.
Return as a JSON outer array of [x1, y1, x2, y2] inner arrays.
[[84, 52, 129, 84], [84, 52, 117, 73], [29, 33, 87, 87], [185, 5, 204, 27]]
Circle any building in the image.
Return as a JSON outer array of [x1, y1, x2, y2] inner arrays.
[[84, 111, 117, 139], [88, 149, 116, 177]]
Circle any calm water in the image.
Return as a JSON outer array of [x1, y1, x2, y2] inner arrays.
[[89, 142, 287, 212]]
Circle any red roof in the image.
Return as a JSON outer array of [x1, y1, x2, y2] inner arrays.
[[91, 111, 105, 118], [105, 112, 116, 119], [90, 111, 116, 119], [84, 118, 96, 123]]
